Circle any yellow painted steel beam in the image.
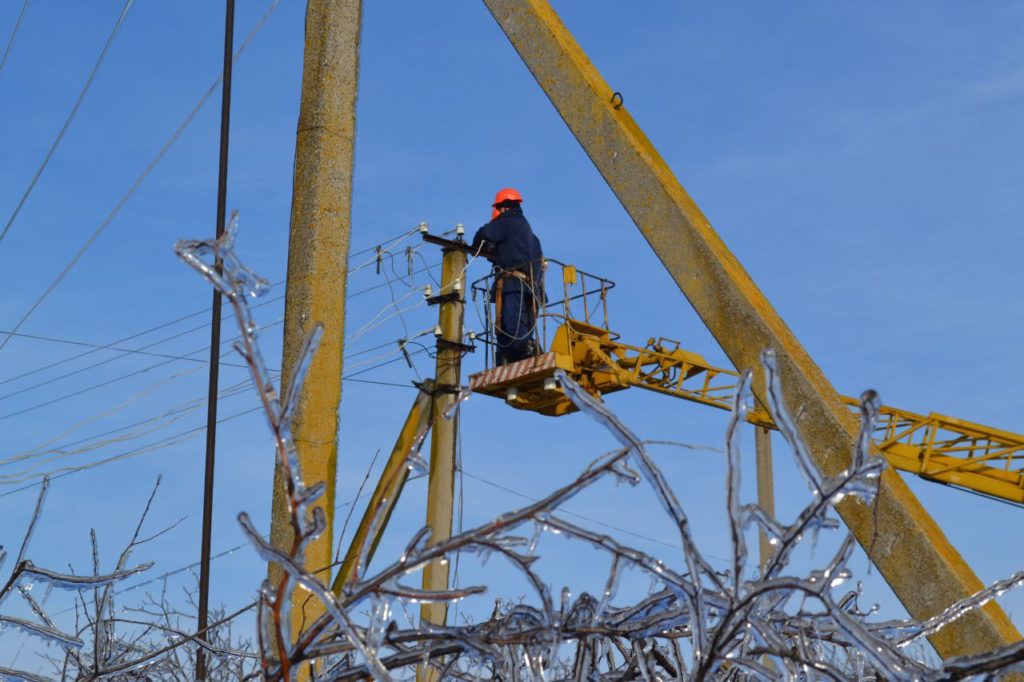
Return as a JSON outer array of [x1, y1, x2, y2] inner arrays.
[[587, 333, 1024, 505], [332, 386, 434, 595], [480, 0, 1020, 656], [882, 444, 1024, 503]]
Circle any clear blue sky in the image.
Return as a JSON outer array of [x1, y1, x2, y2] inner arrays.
[[1, 1, 1022, 669]]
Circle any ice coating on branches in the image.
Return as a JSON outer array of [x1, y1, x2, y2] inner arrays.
[[174, 215, 1024, 681], [0, 616, 82, 650], [0, 665, 52, 682], [761, 348, 823, 499], [0, 477, 159, 679]]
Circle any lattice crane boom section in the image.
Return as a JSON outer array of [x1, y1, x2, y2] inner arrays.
[[469, 319, 1024, 505]]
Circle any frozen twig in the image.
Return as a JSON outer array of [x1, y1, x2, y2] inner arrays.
[[170, 214, 1024, 681]]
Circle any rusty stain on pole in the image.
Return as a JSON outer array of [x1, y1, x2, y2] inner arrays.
[[481, 0, 1019, 656], [271, 0, 361, 639]]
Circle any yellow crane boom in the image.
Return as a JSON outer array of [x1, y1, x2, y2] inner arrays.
[[469, 317, 1024, 505]]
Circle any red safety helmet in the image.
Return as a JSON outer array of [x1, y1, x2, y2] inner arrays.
[[492, 187, 523, 207], [491, 187, 523, 220]]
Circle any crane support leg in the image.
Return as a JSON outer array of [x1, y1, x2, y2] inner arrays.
[[332, 385, 434, 595], [481, 0, 1020, 656]]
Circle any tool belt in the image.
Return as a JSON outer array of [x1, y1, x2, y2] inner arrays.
[[494, 269, 531, 335]]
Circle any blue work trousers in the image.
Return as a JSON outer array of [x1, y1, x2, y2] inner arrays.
[[496, 288, 536, 365]]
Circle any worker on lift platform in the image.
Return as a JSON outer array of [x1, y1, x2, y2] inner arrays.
[[471, 188, 544, 366]]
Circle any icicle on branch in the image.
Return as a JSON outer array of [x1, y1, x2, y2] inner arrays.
[[173, 213, 1024, 681]]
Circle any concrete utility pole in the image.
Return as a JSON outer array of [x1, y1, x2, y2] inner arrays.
[[420, 237, 469, 633], [755, 426, 775, 571], [271, 0, 361, 637]]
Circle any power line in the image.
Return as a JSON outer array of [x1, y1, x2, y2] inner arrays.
[[0, 372, 410, 486], [0, 375, 257, 476], [41, 463, 675, 641], [51, 470, 431, 617], [345, 338, 405, 360], [2, 339, 416, 478], [0, 405, 261, 498], [0, 299, 281, 402], [0, 320, 283, 422], [0, 380, 412, 493], [344, 377, 415, 389], [0, 256, 437, 488], [0, 285, 434, 486], [0, 249, 436, 389], [0, 361, 416, 484], [458, 468, 750, 570], [0, 285, 280, 388], [0, 292, 284, 399], [0, 258, 436, 409], [459, 468, 683, 553], [117, 543, 247, 598], [69, 461, 716, 624], [0, 329, 252, 369], [0, 318, 227, 401], [0, 0, 29, 79], [348, 226, 420, 260], [341, 346, 430, 380], [0, 0, 284, 354], [0, 263, 434, 410], [0, 0, 134, 244], [0, 348, 429, 494], [0, 379, 257, 482]]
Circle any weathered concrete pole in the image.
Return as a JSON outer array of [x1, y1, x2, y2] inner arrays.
[[420, 240, 468, 632], [271, 0, 361, 638]]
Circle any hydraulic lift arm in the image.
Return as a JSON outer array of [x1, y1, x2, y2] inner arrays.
[[552, 323, 1024, 505]]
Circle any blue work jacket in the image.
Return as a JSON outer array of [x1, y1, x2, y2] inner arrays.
[[471, 207, 543, 296]]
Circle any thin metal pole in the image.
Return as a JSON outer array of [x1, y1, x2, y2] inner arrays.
[[196, 0, 235, 678]]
